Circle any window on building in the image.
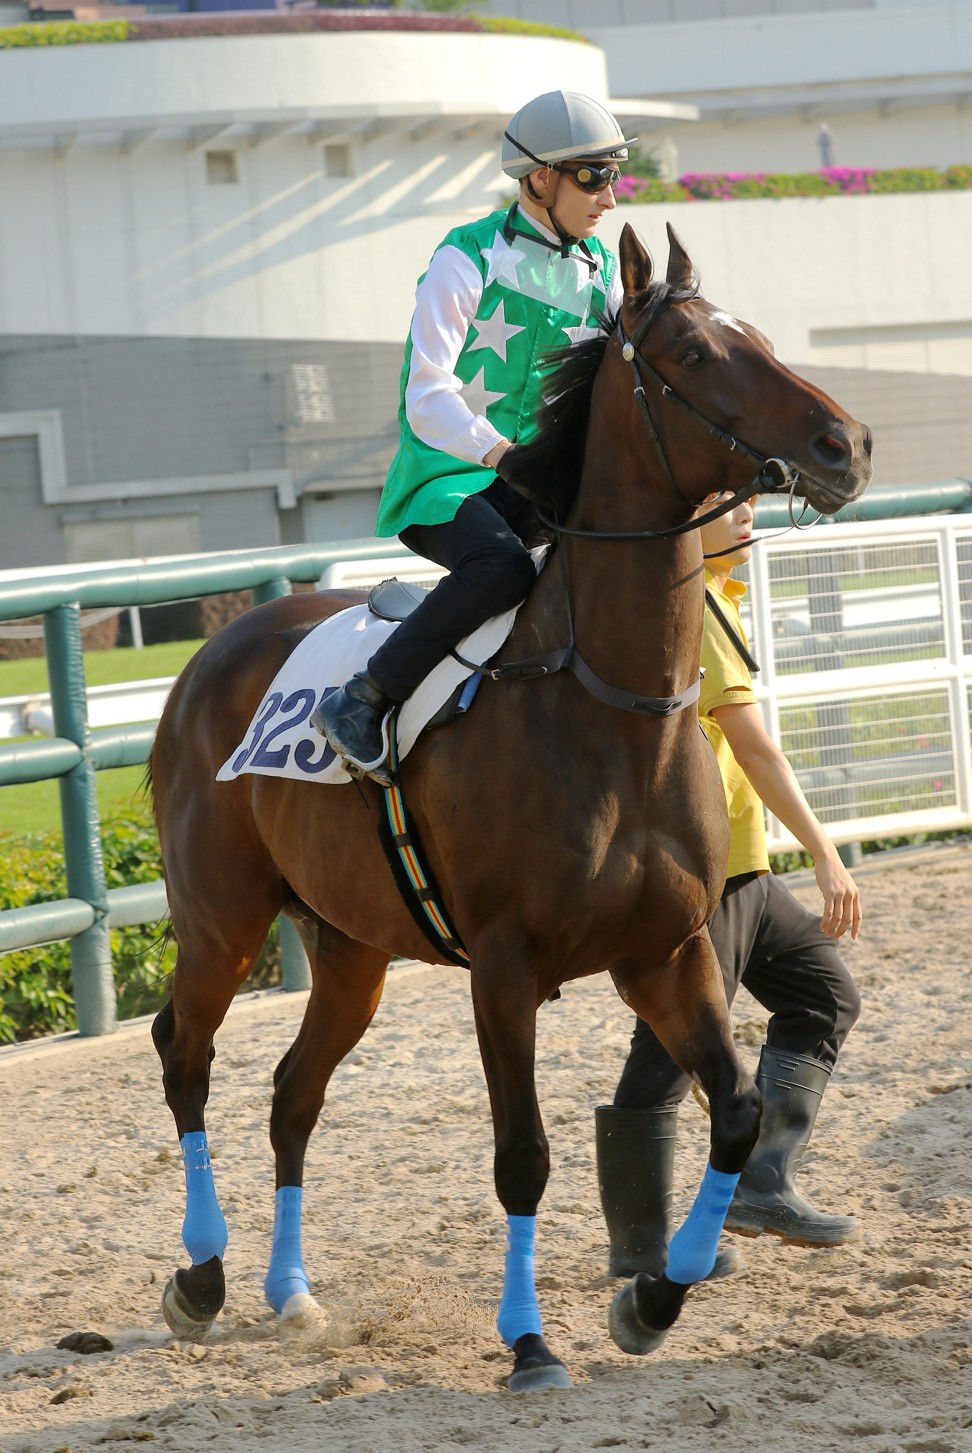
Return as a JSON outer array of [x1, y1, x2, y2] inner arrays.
[[324, 144, 353, 179], [206, 150, 239, 186]]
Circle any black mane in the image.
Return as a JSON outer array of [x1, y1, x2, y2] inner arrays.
[[508, 326, 613, 520], [508, 276, 699, 519]]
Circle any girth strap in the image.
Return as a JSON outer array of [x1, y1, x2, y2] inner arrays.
[[379, 715, 470, 968]]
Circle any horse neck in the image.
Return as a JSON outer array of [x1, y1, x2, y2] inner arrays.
[[556, 432, 706, 700]]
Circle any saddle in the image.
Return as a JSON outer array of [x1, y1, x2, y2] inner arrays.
[[368, 578, 429, 623]]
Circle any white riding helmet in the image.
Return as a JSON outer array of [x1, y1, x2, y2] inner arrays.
[[502, 90, 636, 180]]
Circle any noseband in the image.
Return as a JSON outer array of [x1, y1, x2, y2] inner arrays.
[[535, 301, 799, 543]]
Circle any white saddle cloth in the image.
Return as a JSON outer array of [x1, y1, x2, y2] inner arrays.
[[216, 599, 518, 787]]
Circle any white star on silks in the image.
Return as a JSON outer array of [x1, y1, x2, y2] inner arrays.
[[459, 366, 507, 420], [481, 230, 526, 288], [467, 300, 526, 364], [562, 319, 603, 347]]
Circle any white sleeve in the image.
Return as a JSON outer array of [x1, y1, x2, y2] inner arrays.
[[605, 253, 624, 321], [404, 244, 506, 464]]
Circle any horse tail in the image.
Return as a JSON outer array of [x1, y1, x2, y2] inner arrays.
[[140, 757, 154, 809]]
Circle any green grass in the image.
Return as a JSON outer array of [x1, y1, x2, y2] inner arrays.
[[1, 766, 152, 840], [0, 639, 204, 839], [0, 639, 205, 698]]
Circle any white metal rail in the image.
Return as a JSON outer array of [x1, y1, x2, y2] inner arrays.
[[743, 513, 972, 851]]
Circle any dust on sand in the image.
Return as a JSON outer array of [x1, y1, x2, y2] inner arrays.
[[1, 848, 970, 1452]]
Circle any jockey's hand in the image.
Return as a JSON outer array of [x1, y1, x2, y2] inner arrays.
[[814, 852, 862, 941], [493, 438, 531, 496]]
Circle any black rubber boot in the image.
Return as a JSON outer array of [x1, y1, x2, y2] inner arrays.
[[310, 672, 395, 787], [723, 1046, 859, 1247], [595, 1105, 738, 1280]]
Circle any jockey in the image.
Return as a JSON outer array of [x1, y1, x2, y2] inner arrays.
[[312, 89, 635, 784]]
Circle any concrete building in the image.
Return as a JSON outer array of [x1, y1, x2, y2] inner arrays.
[[0, 9, 970, 575], [0, 20, 685, 567], [498, 2, 972, 176]]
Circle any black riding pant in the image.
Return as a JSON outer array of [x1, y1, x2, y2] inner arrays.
[[366, 481, 539, 703], [613, 871, 862, 1110]]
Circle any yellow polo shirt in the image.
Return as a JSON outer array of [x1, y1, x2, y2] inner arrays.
[[699, 570, 770, 877]]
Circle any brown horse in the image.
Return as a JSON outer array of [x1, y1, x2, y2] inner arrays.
[[150, 223, 872, 1389]]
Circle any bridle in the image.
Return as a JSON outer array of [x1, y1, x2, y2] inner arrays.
[[535, 296, 802, 543], [456, 291, 808, 716]]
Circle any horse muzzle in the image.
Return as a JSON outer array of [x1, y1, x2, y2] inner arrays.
[[795, 420, 874, 514]]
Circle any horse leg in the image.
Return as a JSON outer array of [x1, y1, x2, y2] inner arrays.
[[607, 931, 762, 1356], [264, 918, 389, 1329], [470, 946, 572, 1394], [152, 909, 277, 1340]]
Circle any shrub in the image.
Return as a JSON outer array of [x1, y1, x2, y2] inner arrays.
[[0, 20, 128, 48], [473, 15, 591, 43], [0, 805, 280, 1043], [620, 163, 972, 205], [615, 176, 690, 204], [868, 167, 946, 193]]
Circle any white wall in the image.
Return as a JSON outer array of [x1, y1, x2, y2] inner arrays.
[[599, 192, 972, 375], [591, 4, 972, 97], [1, 26, 969, 379], [0, 32, 605, 134], [636, 105, 972, 179], [497, 3, 972, 175], [590, 3, 972, 175], [4, 132, 970, 380], [0, 30, 611, 344]]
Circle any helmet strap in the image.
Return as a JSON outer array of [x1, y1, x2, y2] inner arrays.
[[521, 168, 577, 260]]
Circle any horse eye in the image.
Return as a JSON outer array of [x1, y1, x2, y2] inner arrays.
[[681, 349, 705, 369]]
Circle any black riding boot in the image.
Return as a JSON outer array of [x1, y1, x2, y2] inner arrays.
[[723, 1046, 858, 1246], [595, 1105, 738, 1280], [310, 672, 395, 787]]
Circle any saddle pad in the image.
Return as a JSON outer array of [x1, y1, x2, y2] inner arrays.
[[216, 599, 519, 786]]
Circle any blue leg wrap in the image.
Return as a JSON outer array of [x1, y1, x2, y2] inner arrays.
[[496, 1214, 542, 1349], [666, 1162, 740, 1285], [180, 1131, 228, 1266], [264, 1185, 311, 1313]]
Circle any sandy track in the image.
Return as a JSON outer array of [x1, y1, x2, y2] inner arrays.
[[1, 849, 970, 1452]]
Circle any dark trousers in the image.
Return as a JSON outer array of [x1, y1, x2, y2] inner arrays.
[[613, 871, 862, 1110], [366, 481, 540, 703]]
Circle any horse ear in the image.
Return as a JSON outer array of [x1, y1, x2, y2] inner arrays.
[[620, 223, 654, 297], [666, 223, 696, 289]]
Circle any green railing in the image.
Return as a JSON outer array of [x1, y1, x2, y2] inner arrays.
[[0, 540, 398, 1037], [755, 477, 972, 527], [4, 480, 971, 1039]]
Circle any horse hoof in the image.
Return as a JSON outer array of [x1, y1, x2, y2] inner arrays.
[[708, 1244, 741, 1280], [161, 1276, 215, 1342], [507, 1333, 573, 1392], [608, 1279, 670, 1357], [279, 1292, 322, 1330], [508, 1361, 573, 1392]]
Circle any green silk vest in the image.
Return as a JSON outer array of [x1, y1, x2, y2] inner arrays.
[[375, 205, 617, 538]]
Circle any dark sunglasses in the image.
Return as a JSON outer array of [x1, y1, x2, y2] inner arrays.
[[556, 162, 622, 194]]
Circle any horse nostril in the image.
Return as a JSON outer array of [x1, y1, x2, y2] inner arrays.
[[812, 428, 851, 470], [863, 424, 874, 457]]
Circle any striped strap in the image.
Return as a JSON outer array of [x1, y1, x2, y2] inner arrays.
[[382, 716, 470, 967]]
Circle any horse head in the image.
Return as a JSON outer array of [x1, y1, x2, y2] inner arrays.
[[616, 222, 873, 516]]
